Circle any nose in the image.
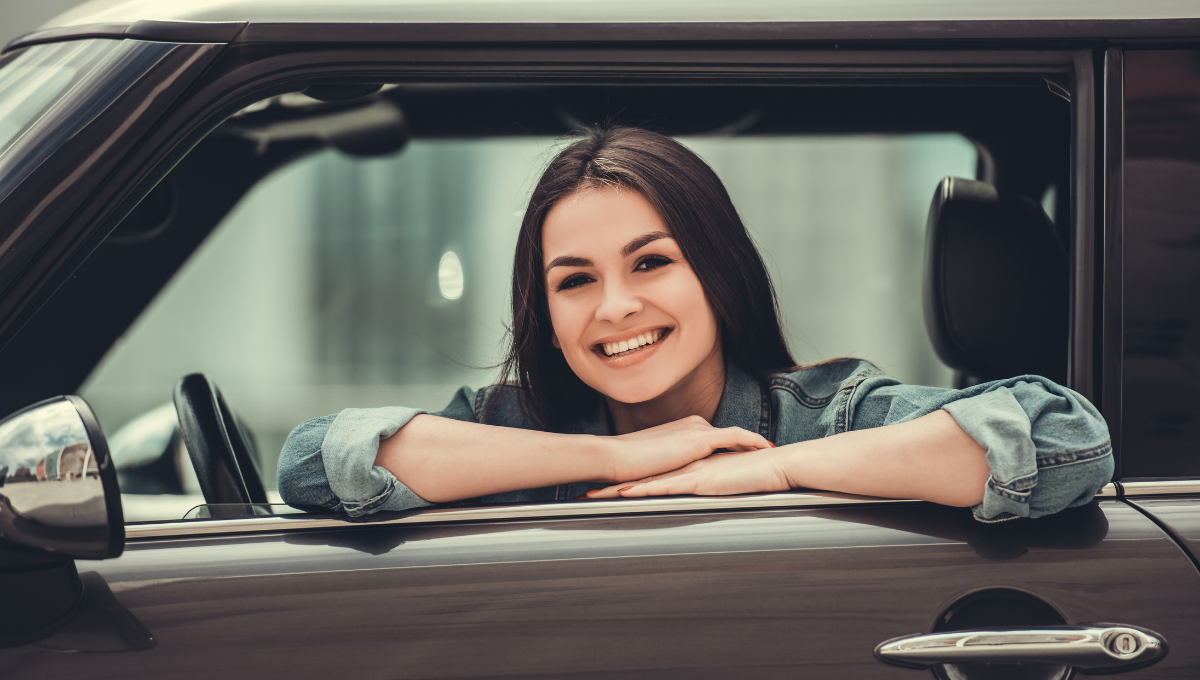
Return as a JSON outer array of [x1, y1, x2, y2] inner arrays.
[[594, 279, 642, 323]]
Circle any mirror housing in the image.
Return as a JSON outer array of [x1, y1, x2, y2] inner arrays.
[[0, 396, 124, 560]]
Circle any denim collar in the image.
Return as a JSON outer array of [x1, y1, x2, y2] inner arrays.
[[572, 364, 769, 438]]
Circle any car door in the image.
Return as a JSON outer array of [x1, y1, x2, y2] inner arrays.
[[4, 491, 1199, 679]]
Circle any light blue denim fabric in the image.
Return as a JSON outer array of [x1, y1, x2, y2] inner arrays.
[[277, 359, 1112, 522]]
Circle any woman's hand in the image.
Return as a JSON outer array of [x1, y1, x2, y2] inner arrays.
[[589, 445, 792, 498], [590, 410, 991, 507], [600, 415, 774, 484]]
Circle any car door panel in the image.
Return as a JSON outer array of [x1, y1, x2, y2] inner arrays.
[[4, 499, 1198, 679], [1127, 496, 1200, 565]]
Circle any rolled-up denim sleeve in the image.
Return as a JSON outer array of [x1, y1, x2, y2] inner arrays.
[[850, 374, 1113, 523], [277, 387, 478, 517], [941, 380, 1112, 522]]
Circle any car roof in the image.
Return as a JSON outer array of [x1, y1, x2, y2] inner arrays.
[[41, 0, 1200, 26], [10, 0, 1200, 53]]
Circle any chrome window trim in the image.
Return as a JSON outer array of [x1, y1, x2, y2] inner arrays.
[[1119, 480, 1200, 496], [125, 484, 1120, 540], [124, 491, 912, 540]]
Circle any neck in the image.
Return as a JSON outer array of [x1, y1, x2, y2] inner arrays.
[[606, 348, 727, 435]]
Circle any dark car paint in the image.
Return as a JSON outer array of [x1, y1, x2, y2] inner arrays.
[[0, 41, 221, 359], [1128, 498, 1200, 571], [5, 501, 1200, 678], [0, 3, 1199, 676]]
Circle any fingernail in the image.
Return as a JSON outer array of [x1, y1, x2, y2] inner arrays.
[[586, 489, 600, 496], [619, 486, 634, 493], [573, 495, 588, 500], [769, 441, 777, 448]]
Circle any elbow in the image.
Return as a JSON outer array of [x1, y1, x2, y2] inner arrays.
[[946, 485, 988, 509], [942, 450, 992, 508]]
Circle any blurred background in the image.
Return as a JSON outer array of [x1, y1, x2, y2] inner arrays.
[[0, 1, 84, 47], [1, 2, 977, 517]]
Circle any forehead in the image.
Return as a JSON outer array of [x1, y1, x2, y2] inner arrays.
[[541, 187, 670, 256]]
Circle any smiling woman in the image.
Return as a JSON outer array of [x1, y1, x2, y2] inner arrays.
[[277, 126, 1112, 522], [542, 192, 723, 427]]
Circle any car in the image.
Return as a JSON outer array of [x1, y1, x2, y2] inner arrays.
[[2, 1, 1200, 678]]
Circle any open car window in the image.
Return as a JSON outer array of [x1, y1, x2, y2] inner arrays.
[[81, 128, 974, 522]]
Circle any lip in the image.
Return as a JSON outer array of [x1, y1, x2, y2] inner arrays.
[[590, 326, 673, 368], [591, 325, 672, 347]]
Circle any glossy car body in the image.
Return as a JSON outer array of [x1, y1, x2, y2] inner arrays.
[[2, 1, 1200, 678]]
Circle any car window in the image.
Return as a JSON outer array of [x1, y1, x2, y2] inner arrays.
[[0, 39, 178, 207], [79, 133, 975, 520], [1123, 49, 1200, 478]]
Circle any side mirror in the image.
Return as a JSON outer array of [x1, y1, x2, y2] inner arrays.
[[0, 396, 123, 560]]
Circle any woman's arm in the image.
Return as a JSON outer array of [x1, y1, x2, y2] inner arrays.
[[587, 410, 991, 505], [590, 374, 1114, 521], [377, 414, 775, 503], [279, 387, 772, 517]]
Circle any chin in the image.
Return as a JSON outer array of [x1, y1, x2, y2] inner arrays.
[[590, 372, 677, 405]]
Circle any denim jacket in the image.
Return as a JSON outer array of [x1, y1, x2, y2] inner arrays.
[[277, 359, 1113, 523]]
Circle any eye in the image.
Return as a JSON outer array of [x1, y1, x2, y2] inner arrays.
[[634, 254, 674, 272], [555, 273, 593, 292]]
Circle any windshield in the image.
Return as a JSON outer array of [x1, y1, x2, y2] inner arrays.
[[0, 39, 179, 208]]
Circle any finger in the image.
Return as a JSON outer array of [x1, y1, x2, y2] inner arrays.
[[587, 466, 692, 498], [583, 484, 634, 499], [585, 475, 660, 499], [704, 427, 774, 453], [619, 475, 699, 498]]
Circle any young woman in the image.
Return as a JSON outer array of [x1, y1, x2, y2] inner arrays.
[[278, 127, 1112, 523]]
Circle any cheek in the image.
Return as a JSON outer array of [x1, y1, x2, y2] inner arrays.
[[546, 295, 588, 349], [656, 270, 716, 334]]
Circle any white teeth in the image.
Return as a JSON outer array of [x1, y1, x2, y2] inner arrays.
[[602, 330, 666, 357]]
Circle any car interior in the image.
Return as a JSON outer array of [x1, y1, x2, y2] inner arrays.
[[0, 77, 1074, 519]]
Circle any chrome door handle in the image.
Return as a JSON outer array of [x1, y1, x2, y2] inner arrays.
[[876, 625, 1167, 673]]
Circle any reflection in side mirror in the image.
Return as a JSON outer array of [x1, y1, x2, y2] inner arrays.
[[0, 396, 123, 560]]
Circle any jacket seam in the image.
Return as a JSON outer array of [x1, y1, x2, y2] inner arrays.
[[342, 476, 396, 513], [769, 377, 835, 409], [757, 377, 772, 439], [472, 386, 487, 420], [1037, 443, 1113, 471], [991, 470, 1037, 490], [988, 475, 1034, 498], [836, 373, 874, 434], [973, 511, 1021, 524]]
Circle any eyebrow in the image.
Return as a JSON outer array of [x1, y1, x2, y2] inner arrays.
[[621, 231, 671, 257], [544, 231, 673, 274]]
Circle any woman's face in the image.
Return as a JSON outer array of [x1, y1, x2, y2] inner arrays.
[[542, 186, 721, 405]]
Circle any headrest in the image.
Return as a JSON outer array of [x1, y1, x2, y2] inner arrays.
[[923, 177, 1068, 384]]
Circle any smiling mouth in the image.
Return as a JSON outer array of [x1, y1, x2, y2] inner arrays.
[[597, 328, 671, 357]]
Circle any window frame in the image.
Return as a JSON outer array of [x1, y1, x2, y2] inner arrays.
[[63, 43, 1100, 530]]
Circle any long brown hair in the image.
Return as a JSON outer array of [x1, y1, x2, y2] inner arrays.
[[498, 126, 795, 430]]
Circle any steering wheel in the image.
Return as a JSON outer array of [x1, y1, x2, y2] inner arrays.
[[173, 373, 268, 505]]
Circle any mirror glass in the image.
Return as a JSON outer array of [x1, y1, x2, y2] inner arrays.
[[0, 396, 122, 559]]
